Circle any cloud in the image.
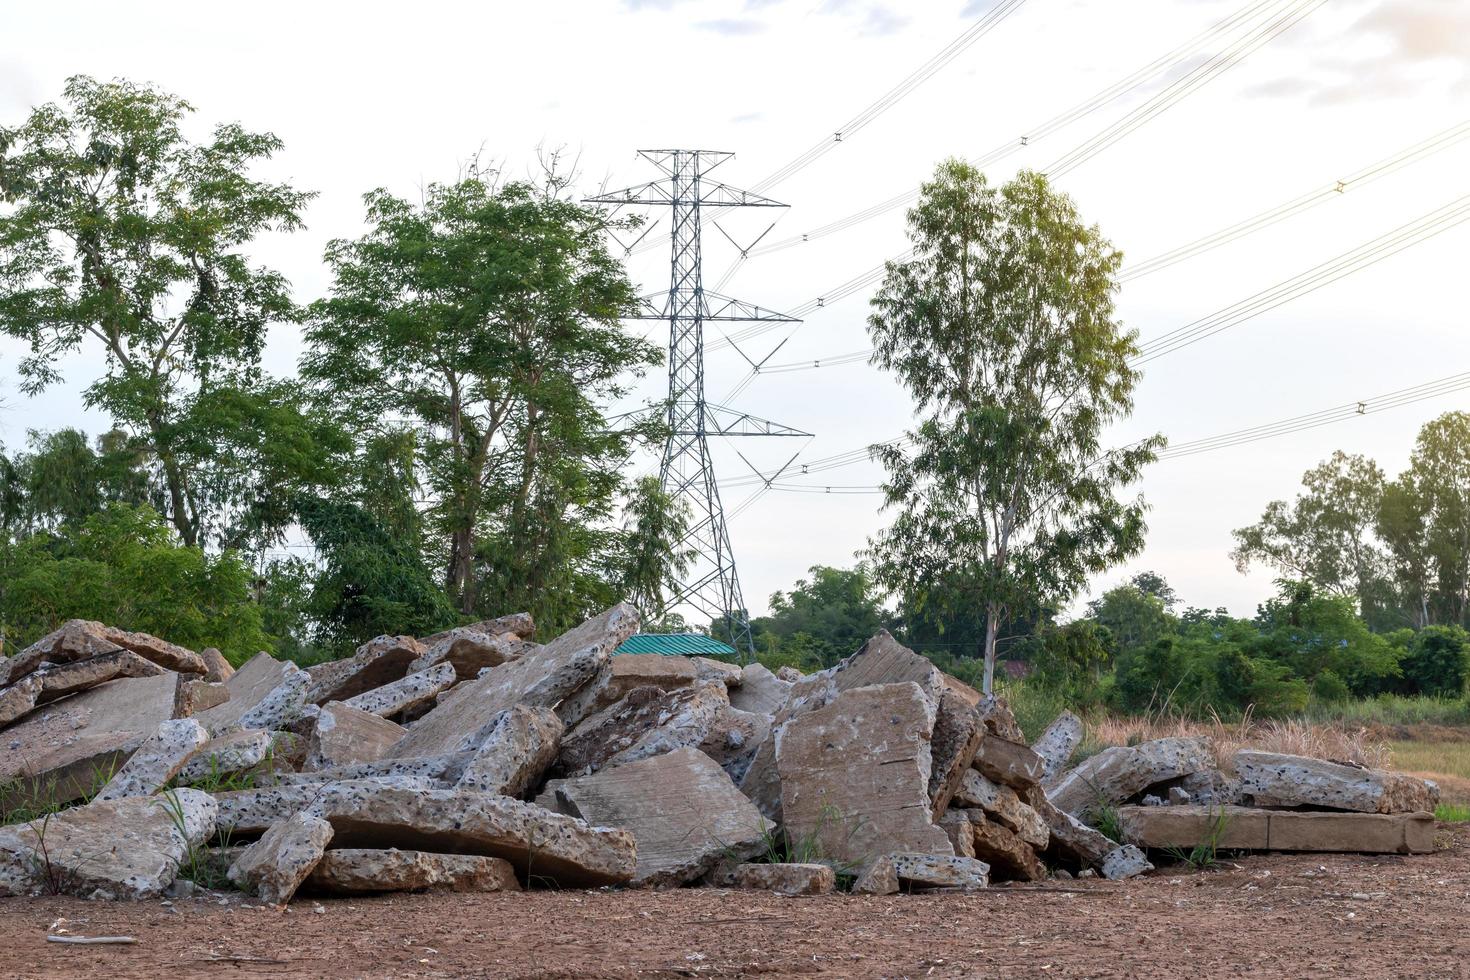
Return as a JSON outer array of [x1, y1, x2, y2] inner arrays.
[[696, 17, 767, 35], [730, 111, 764, 124], [1245, 0, 1470, 104], [859, 5, 909, 36]]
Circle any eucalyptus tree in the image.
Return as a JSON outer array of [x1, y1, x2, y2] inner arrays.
[[865, 161, 1160, 692], [0, 76, 315, 547]]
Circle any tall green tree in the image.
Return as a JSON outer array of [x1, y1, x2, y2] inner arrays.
[[1385, 412, 1470, 628], [751, 565, 891, 668], [0, 76, 315, 548], [865, 162, 1160, 692], [304, 165, 660, 623], [1232, 451, 1392, 624]]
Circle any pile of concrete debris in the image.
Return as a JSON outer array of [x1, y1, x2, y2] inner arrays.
[[0, 605, 1440, 904]]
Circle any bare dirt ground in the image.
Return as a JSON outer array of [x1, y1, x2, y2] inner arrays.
[[4, 826, 1470, 980]]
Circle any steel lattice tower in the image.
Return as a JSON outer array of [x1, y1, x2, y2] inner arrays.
[[588, 150, 808, 654]]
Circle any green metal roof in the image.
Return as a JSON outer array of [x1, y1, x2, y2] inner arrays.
[[615, 633, 739, 658]]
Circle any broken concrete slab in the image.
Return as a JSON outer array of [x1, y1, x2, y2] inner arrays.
[[175, 728, 279, 786], [407, 628, 524, 682], [851, 855, 900, 895], [94, 718, 209, 802], [423, 612, 535, 645], [196, 652, 307, 735], [928, 688, 985, 817], [733, 862, 835, 896], [729, 662, 792, 716], [1025, 787, 1115, 869], [304, 702, 406, 771], [456, 705, 563, 798], [938, 808, 977, 859], [968, 811, 1047, 882], [0, 789, 217, 899], [388, 603, 639, 760], [977, 695, 1027, 743], [775, 666, 804, 682], [305, 849, 521, 895], [1119, 804, 1435, 854], [305, 781, 636, 887], [228, 811, 333, 904], [33, 650, 166, 704], [1233, 750, 1439, 814], [973, 735, 1046, 791], [741, 630, 943, 822], [954, 770, 1049, 849], [342, 663, 457, 719], [200, 647, 234, 683], [10, 620, 206, 682], [698, 703, 769, 785], [1033, 710, 1083, 782], [887, 853, 989, 890], [555, 746, 770, 887], [558, 681, 727, 776], [1048, 737, 1215, 817], [0, 671, 186, 808], [176, 679, 230, 717], [0, 673, 42, 728], [305, 635, 425, 705], [7, 620, 127, 682], [600, 653, 698, 708], [1178, 769, 1244, 806], [778, 682, 951, 873], [692, 657, 742, 687], [214, 784, 325, 837]]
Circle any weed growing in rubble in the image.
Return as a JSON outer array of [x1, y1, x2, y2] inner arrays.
[[1163, 808, 1232, 871], [1087, 801, 1126, 845], [741, 804, 863, 885], [167, 747, 274, 796], [158, 789, 235, 891]]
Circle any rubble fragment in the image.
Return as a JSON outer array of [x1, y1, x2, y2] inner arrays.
[[34, 650, 165, 704], [886, 853, 990, 890], [175, 728, 279, 786], [200, 647, 234, 683], [729, 662, 792, 715], [558, 681, 727, 776], [197, 652, 307, 735], [1047, 737, 1214, 816], [778, 682, 952, 873], [305, 635, 425, 705], [733, 862, 835, 896], [0, 789, 217, 899], [306, 781, 636, 887], [94, 718, 209, 802], [954, 770, 1049, 848], [555, 746, 769, 887], [973, 735, 1045, 790], [342, 662, 457, 719], [928, 688, 985, 817], [456, 705, 563, 798], [228, 811, 334, 904], [407, 628, 523, 682], [1233, 750, 1439, 814], [306, 849, 521, 894], [1032, 710, 1084, 782], [304, 702, 406, 771]]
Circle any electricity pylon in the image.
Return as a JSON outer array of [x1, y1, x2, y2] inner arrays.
[[588, 150, 808, 654]]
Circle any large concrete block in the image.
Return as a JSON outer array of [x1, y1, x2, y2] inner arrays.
[[973, 735, 1046, 791], [304, 702, 406, 771], [1234, 750, 1439, 814], [196, 652, 308, 735], [729, 662, 791, 716], [342, 663, 457, 719], [0, 789, 216, 899], [0, 672, 185, 808], [228, 811, 333, 904], [740, 630, 943, 821], [928, 688, 984, 817], [777, 682, 951, 873], [555, 746, 770, 887], [388, 604, 638, 760], [306, 781, 636, 887], [1047, 737, 1214, 816], [305, 635, 425, 705], [456, 705, 563, 798], [558, 682, 727, 776], [1119, 804, 1435, 854], [94, 718, 208, 801], [1033, 710, 1083, 782], [305, 849, 521, 894]]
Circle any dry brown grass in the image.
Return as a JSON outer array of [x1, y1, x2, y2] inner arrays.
[[1084, 708, 1391, 771]]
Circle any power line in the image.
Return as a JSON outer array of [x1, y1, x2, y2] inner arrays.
[[1120, 119, 1470, 281], [1044, 0, 1328, 179], [1133, 193, 1470, 363], [707, 0, 1328, 359], [731, 0, 1294, 268], [627, 0, 1030, 260], [722, 123, 1470, 381], [721, 365, 1470, 494]]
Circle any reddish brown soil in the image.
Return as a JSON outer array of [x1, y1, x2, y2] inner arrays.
[[4, 826, 1469, 979]]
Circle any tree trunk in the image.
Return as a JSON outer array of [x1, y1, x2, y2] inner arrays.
[[982, 601, 1000, 695]]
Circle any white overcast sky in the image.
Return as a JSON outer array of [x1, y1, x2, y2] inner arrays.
[[3, 0, 1468, 621]]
